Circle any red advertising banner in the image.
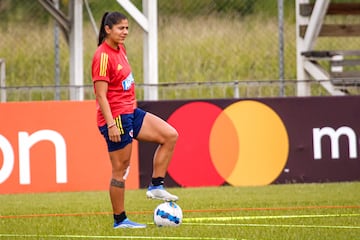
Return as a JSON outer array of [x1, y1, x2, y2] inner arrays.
[[0, 101, 139, 194], [1, 97, 359, 194]]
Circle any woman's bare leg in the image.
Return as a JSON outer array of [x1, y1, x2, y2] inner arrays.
[[108, 134, 146, 228], [136, 112, 178, 178], [136, 112, 179, 201], [109, 143, 132, 214]]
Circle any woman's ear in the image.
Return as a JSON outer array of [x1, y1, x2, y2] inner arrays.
[[105, 25, 111, 34]]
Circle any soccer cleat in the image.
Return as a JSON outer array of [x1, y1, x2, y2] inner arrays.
[[146, 185, 179, 202], [113, 218, 146, 229]]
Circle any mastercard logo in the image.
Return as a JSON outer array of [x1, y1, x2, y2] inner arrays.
[[167, 100, 289, 187]]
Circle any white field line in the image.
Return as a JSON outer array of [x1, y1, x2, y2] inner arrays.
[[182, 213, 360, 230]]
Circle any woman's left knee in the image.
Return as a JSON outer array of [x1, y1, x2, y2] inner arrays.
[[167, 126, 178, 144]]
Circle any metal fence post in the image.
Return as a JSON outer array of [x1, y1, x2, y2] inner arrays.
[[0, 59, 6, 102], [234, 80, 239, 98], [278, 0, 285, 97]]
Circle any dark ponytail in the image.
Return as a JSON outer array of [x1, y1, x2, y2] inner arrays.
[[97, 11, 128, 46], [98, 12, 110, 46]]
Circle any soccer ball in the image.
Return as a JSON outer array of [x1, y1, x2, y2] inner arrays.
[[153, 201, 183, 227]]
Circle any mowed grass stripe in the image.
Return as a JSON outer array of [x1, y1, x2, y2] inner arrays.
[[0, 234, 239, 240], [182, 222, 360, 230], [183, 213, 360, 222], [1, 205, 359, 219]]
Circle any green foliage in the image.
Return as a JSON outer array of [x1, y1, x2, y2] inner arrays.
[[1, 0, 358, 100], [157, 0, 257, 17], [0, 0, 296, 25], [0, 0, 70, 27], [213, 0, 256, 15], [2, 12, 301, 101]]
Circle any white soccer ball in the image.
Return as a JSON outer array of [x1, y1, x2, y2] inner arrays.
[[153, 201, 183, 227]]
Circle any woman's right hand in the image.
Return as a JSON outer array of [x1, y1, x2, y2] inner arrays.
[[108, 125, 121, 142]]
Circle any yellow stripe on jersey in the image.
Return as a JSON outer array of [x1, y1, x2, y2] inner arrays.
[[115, 115, 125, 135], [100, 53, 108, 77]]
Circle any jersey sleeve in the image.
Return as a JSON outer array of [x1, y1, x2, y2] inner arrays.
[[92, 51, 110, 82]]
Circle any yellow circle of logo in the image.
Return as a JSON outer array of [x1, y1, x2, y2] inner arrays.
[[209, 100, 289, 186]]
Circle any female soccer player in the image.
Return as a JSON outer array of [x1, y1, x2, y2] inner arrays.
[[91, 11, 179, 229]]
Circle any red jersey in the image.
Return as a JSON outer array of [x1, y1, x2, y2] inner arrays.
[[92, 42, 136, 126]]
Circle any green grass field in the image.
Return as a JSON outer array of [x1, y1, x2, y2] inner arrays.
[[1, 182, 360, 240]]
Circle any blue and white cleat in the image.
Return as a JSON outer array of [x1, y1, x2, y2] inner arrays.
[[113, 218, 146, 229], [146, 185, 179, 202]]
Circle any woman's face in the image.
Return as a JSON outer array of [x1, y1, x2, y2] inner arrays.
[[106, 19, 129, 46]]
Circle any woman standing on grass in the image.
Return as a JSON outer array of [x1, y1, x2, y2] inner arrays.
[[91, 11, 179, 229]]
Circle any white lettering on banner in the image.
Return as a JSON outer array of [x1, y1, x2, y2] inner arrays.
[[0, 135, 15, 183], [18, 130, 67, 184], [313, 126, 358, 160], [0, 130, 67, 185]]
